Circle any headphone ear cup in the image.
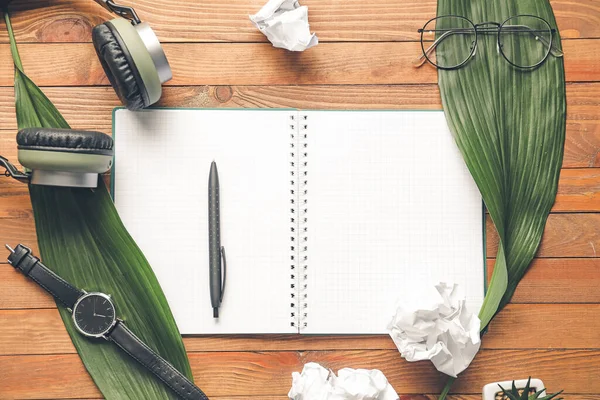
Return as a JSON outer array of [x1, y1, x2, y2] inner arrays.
[[92, 18, 162, 110], [93, 22, 147, 110], [17, 128, 114, 188]]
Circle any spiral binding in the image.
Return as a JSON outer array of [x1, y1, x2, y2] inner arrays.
[[290, 113, 309, 331]]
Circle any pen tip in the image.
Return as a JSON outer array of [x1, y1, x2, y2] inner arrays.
[[213, 308, 219, 318]]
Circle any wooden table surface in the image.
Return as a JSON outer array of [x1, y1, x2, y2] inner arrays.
[[1, 0, 600, 398]]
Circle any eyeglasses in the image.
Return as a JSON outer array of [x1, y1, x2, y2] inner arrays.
[[415, 15, 564, 70]]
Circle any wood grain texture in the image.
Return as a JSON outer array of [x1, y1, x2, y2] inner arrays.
[[1, 349, 599, 398], [0, 0, 598, 43], [487, 258, 600, 303], [1, 304, 599, 357], [0, 0, 598, 397], [554, 169, 600, 211], [4, 398, 595, 400], [0, 168, 598, 218], [195, 349, 600, 395], [4, 257, 599, 310], [0, 397, 595, 400], [0, 40, 597, 87], [1, 83, 600, 168], [1, 213, 600, 280], [485, 213, 600, 258], [19, 397, 597, 400]]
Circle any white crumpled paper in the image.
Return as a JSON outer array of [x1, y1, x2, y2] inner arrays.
[[387, 282, 481, 378], [288, 362, 398, 400], [249, 0, 318, 51]]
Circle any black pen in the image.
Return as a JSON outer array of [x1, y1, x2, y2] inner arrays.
[[208, 161, 226, 318]]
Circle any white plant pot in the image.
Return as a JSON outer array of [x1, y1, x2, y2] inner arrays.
[[483, 378, 546, 400]]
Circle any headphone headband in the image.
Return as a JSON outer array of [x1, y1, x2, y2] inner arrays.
[[0, 155, 29, 183], [93, 0, 141, 24]]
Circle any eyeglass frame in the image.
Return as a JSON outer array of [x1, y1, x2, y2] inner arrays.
[[416, 14, 564, 70]]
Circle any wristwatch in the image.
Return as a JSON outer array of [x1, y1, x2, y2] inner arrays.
[[6, 244, 209, 400]]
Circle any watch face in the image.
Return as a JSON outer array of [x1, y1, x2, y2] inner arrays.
[[72, 293, 116, 337]]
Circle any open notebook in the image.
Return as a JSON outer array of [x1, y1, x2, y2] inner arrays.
[[113, 109, 485, 335]]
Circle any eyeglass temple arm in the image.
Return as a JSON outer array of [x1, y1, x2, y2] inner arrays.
[[503, 25, 563, 57], [413, 29, 462, 67]]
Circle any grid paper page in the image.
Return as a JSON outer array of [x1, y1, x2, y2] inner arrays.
[[113, 109, 293, 334], [303, 110, 484, 334]]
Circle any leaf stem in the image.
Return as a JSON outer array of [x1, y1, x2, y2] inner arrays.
[[438, 376, 456, 400], [3, 8, 24, 72]]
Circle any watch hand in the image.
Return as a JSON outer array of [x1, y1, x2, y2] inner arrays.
[[95, 314, 110, 318]]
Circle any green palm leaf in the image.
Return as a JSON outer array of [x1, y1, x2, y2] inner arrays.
[[436, 0, 565, 397], [437, 0, 565, 328], [4, 9, 194, 399]]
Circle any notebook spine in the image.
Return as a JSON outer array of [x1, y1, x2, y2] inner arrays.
[[289, 114, 299, 330], [289, 113, 309, 331], [298, 114, 309, 331]]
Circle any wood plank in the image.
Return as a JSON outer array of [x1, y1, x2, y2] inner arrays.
[[0, 40, 596, 87], [1, 304, 599, 356], [0, 266, 52, 309], [1, 349, 598, 397], [0, 168, 597, 216], [16, 397, 596, 400], [0, 1, 595, 398], [1, 83, 599, 168], [1, 214, 598, 276], [485, 213, 600, 258], [187, 303, 600, 350], [0, 0, 597, 43], [0, 188, 31, 217], [0, 42, 435, 86], [7, 397, 596, 400], [4, 257, 598, 310], [554, 169, 600, 211], [171, 349, 600, 395], [487, 258, 600, 303], [0, 166, 598, 212], [0, 354, 102, 399], [50, 397, 600, 400]]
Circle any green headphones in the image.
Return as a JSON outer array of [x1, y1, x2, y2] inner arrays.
[[92, 0, 172, 110], [0, 0, 168, 188], [1, 128, 114, 188]]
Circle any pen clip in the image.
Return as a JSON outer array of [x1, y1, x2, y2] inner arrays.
[[220, 246, 226, 304]]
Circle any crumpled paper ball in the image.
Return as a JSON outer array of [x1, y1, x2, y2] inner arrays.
[[288, 362, 398, 400], [288, 362, 334, 400], [249, 0, 318, 51], [387, 282, 481, 377], [335, 368, 399, 400]]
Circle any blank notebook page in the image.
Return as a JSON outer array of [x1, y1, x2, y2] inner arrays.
[[303, 111, 484, 334], [113, 109, 292, 334]]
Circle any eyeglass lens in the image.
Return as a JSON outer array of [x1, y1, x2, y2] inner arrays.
[[421, 16, 476, 69], [421, 15, 553, 69], [499, 15, 552, 68]]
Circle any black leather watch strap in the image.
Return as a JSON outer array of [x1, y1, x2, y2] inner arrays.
[[107, 321, 209, 400], [7, 244, 84, 309]]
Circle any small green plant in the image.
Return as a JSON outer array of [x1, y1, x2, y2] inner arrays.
[[498, 378, 564, 400]]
